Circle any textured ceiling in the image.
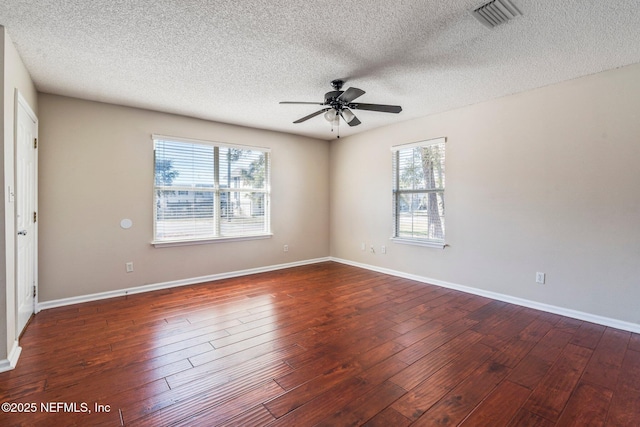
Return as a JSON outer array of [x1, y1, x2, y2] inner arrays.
[[1, 0, 639, 140]]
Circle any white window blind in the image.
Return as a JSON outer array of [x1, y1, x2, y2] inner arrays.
[[392, 138, 445, 246], [153, 136, 270, 244]]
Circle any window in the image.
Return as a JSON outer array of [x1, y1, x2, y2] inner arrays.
[[153, 135, 270, 245], [392, 137, 445, 247]]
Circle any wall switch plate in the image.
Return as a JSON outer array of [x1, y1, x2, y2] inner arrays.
[[126, 262, 134, 273], [381, 245, 386, 254], [361, 243, 365, 251], [536, 272, 545, 284], [283, 244, 289, 252]]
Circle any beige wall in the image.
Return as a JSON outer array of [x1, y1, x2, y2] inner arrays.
[[1, 27, 38, 363], [330, 62, 640, 325], [37, 94, 329, 301]]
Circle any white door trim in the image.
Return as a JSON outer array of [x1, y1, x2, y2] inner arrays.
[[14, 90, 38, 335]]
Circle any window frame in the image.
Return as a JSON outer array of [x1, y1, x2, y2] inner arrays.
[[391, 137, 446, 249], [152, 134, 271, 247]]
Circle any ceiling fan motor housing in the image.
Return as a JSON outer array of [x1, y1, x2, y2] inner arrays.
[[324, 91, 345, 109]]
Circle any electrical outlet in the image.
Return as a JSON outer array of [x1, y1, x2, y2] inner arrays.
[[361, 243, 365, 251], [126, 262, 134, 273], [535, 272, 545, 284], [283, 244, 289, 252], [381, 245, 386, 254]]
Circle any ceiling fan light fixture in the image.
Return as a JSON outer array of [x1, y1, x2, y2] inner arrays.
[[324, 109, 338, 122]]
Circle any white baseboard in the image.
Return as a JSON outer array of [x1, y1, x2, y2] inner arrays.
[[0, 340, 22, 373], [330, 257, 640, 334], [37, 257, 331, 311]]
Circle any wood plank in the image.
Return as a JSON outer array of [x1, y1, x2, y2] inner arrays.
[[275, 353, 349, 391], [527, 328, 575, 362], [606, 349, 640, 426], [391, 342, 496, 420], [569, 322, 606, 349], [466, 300, 508, 321], [121, 361, 291, 423], [554, 317, 583, 334], [459, 380, 531, 426], [217, 404, 276, 427], [389, 330, 484, 390], [315, 381, 406, 427], [265, 360, 363, 417], [580, 327, 630, 389], [491, 336, 539, 368], [411, 360, 511, 426], [394, 312, 466, 348], [471, 304, 532, 339], [0, 377, 46, 401], [44, 358, 192, 400], [606, 389, 640, 427], [518, 318, 555, 343], [355, 339, 406, 370], [555, 382, 613, 427], [140, 380, 283, 426], [166, 344, 303, 389], [523, 343, 593, 421], [507, 408, 555, 427], [356, 354, 409, 386], [273, 322, 401, 392], [395, 317, 478, 365], [266, 376, 367, 426], [508, 354, 554, 390], [362, 407, 412, 427]]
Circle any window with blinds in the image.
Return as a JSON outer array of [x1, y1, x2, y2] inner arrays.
[[392, 137, 445, 247], [153, 135, 270, 244]]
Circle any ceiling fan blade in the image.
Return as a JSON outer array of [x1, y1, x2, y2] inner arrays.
[[340, 109, 361, 127], [350, 103, 402, 113], [348, 115, 361, 126], [280, 101, 324, 105], [293, 108, 329, 123], [337, 87, 365, 103]]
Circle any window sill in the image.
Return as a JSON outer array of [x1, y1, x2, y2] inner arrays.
[[391, 238, 446, 249], [152, 233, 273, 248]]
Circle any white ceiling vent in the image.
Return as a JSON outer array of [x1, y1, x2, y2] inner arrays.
[[472, 0, 522, 28]]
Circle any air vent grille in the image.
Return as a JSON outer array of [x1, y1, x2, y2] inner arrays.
[[472, 0, 522, 28]]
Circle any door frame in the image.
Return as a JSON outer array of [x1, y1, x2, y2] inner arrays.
[[14, 90, 38, 336]]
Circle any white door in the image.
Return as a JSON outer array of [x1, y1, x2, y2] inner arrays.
[[16, 93, 38, 336]]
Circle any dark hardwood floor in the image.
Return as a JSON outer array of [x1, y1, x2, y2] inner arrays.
[[1, 262, 639, 426]]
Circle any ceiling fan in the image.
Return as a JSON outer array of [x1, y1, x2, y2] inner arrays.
[[280, 79, 402, 130]]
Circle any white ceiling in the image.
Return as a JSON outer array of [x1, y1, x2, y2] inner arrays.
[[1, 0, 639, 141]]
